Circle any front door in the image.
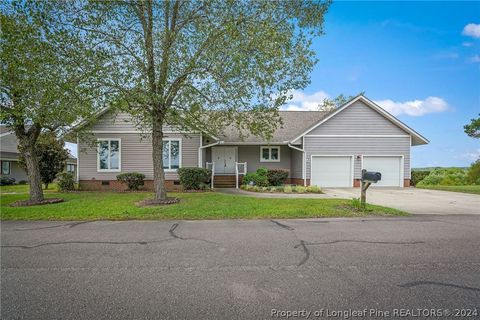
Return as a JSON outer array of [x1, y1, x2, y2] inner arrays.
[[212, 147, 236, 174]]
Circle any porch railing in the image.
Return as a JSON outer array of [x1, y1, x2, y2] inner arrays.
[[235, 162, 247, 189], [205, 162, 215, 188]]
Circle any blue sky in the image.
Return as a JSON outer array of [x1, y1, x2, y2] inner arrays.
[[282, 1, 480, 168]]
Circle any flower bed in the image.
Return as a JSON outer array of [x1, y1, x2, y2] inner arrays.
[[240, 184, 322, 194]]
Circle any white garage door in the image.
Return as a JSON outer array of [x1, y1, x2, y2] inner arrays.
[[311, 156, 352, 187], [363, 156, 402, 187]]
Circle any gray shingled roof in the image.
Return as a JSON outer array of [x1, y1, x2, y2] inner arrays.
[[218, 111, 329, 143]]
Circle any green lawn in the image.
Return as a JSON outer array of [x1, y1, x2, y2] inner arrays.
[[0, 183, 58, 194], [416, 185, 480, 195], [0, 191, 407, 220]]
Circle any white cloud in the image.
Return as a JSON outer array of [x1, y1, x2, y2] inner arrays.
[[462, 23, 480, 38], [459, 149, 480, 161], [374, 96, 449, 117], [470, 54, 480, 63], [282, 90, 330, 111]]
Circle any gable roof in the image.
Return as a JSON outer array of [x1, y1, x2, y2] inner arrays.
[[217, 111, 330, 144], [290, 95, 429, 146]]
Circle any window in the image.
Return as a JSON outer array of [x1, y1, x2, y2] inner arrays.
[[67, 164, 75, 173], [260, 146, 280, 162], [97, 139, 121, 171], [163, 139, 181, 170], [1, 161, 11, 175]]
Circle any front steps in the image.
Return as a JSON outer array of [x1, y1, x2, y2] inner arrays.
[[213, 175, 238, 188]]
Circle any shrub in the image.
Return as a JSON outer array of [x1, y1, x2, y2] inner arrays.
[[466, 160, 480, 185], [116, 172, 146, 191], [17, 180, 28, 185], [177, 168, 211, 190], [0, 176, 15, 186], [411, 170, 431, 186], [351, 198, 362, 210], [269, 186, 278, 192], [266, 169, 289, 186], [306, 185, 321, 193], [283, 185, 293, 193], [56, 172, 75, 192], [417, 168, 467, 186], [242, 168, 269, 187], [293, 185, 306, 193]]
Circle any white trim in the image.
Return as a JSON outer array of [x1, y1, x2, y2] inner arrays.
[[260, 146, 281, 162], [0, 158, 18, 161], [198, 132, 203, 167], [96, 138, 122, 172], [221, 142, 288, 145], [290, 95, 429, 145], [162, 138, 182, 172], [0, 131, 13, 138], [90, 130, 197, 134], [310, 155, 355, 188], [361, 155, 404, 188], [76, 135, 80, 182], [305, 135, 410, 138]]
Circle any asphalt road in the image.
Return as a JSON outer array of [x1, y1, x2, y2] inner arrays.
[[2, 216, 480, 320]]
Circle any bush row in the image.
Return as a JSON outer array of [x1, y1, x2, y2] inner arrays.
[[242, 168, 289, 187], [241, 184, 321, 194]]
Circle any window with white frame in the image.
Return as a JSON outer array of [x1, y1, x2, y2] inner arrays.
[[163, 139, 181, 170], [98, 139, 121, 171], [67, 164, 75, 173], [260, 146, 280, 162], [1, 161, 11, 175]]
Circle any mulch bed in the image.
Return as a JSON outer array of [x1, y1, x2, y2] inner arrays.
[[136, 197, 180, 207], [9, 198, 64, 207]]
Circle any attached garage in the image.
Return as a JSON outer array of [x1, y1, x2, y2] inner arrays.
[[362, 156, 403, 187], [311, 156, 353, 187]]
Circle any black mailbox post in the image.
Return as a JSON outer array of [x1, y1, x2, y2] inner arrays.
[[360, 169, 382, 208]]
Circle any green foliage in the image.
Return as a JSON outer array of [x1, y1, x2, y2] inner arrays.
[[351, 198, 362, 210], [19, 132, 69, 189], [17, 180, 28, 185], [417, 168, 468, 186], [306, 185, 321, 193], [464, 114, 480, 138], [242, 168, 270, 187], [56, 172, 75, 192], [266, 169, 289, 186], [177, 168, 211, 190], [321, 92, 365, 111], [283, 185, 293, 193], [466, 160, 480, 185], [293, 186, 306, 193], [0, 177, 15, 186], [411, 170, 431, 186], [116, 172, 146, 191]]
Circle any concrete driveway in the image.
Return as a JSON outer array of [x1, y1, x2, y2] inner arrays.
[[324, 187, 480, 215]]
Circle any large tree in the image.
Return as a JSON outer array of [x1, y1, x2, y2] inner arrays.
[[464, 114, 480, 139], [19, 132, 70, 190], [66, 0, 330, 201], [0, 1, 105, 202]]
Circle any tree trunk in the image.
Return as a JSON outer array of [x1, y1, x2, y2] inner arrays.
[[152, 114, 167, 200], [23, 144, 44, 202]]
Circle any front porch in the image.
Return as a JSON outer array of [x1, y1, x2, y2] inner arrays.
[[201, 144, 305, 188]]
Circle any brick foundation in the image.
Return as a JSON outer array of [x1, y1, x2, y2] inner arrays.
[[289, 178, 306, 185], [404, 179, 411, 187], [79, 180, 182, 192], [353, 179, 361, 187]]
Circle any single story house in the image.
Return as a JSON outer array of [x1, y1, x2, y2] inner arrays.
[[0, 127, 77, 182], [73, 95, 428, 190]]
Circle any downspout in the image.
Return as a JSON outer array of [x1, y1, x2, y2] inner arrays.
[[287, 142, 306, 186]]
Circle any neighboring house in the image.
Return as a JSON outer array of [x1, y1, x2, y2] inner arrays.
[[73, 95, 428, 190], [0, 127, 77, 182]]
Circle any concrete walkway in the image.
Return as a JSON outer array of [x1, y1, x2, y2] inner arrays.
[[216, 187, 480, 215], [215, 188, 332, 198]]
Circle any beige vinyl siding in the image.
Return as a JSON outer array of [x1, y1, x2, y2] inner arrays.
[[89, 111, 180, 132], [304, 136, 410, 179], [309, 100, 408, 135], [236, 145, 292, 176], [0, 133, 20, 153], [290, 148, 303, 179], [0, 161, 28, 182], [78, 132, 200, 181]]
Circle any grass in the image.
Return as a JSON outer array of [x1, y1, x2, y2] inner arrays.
[[0, 183, 58, 194], [416, 185, 480, 195], [0, 191, 407, 220]]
